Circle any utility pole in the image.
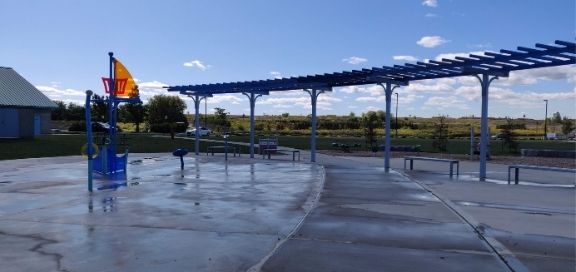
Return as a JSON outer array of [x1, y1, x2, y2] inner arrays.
[[543, 99, 548, 139], [394, 92, 399, 138]]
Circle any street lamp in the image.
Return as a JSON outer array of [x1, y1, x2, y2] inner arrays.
[[204, 96, 208, 127], [394, 92, 399, 138], [543, 99, 548, 139]]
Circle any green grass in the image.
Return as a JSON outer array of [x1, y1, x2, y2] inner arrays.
[[1, 134, 574, 160], [0, 134, 209, 160], [227, 135, 575, 155]]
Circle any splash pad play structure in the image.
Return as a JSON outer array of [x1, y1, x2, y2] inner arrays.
[[84, 53, 141, 191]]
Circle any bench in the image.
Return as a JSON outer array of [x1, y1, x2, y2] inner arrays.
[[507, 165, 576, 185], [259, 138, 278, 155], [206, 145, 240, 157], [262, 148, 301, 161], [404, 156, 460, 177]]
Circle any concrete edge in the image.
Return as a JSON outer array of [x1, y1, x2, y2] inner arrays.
[[396, 170, 530, 272], [246, 164, 327, 272]]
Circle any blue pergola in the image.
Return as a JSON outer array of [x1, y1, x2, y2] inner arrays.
[[168, 40, 575, 180]]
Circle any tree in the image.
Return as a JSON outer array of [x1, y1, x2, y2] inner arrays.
[[552, 112, 562, 124], [66, 103, 85, 121], [119, 103, 147, 132], [500, 117, 518, 153], [362, 111, 381, 148], [432, 115, 448, 152], [561, 117, 574, 135], [51, 100, 66, 120], [147, 95, 188, 133], [91, 94, 108, 122], [213, 107, 231, 132]]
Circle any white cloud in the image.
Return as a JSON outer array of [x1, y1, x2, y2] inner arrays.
[[36, 85, 86, 105], [258, 94, 341, 111], [422, 0, 438, 7], [183, 60, 211, 71], [393, 55, 418, 62], [404, 80, 454, 94], [342, 56, 368, 65], [425, 13, 438, 18], [139, 80, 168, 89], [365, 106, 381, 112], [269, 71, 283, 79], [417, 36, 449, 48], [336, 85, 383, 95], [497, 65, 576, 86], [206, 94, 243, 105], [424, 96, 469, 110]]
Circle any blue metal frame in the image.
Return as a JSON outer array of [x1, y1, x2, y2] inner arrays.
[[166, 40, 575, 179]]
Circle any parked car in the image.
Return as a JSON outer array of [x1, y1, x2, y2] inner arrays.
[[92, 122, 122, 133], [186, 127, 211, 137]]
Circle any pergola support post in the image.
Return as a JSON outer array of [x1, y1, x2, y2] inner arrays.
[[378, 83, 400, 173], [189, 94, 208, 156], [305, 88, 328, 162], [473, 74, 499, 181], [242, 92, 264, 158]]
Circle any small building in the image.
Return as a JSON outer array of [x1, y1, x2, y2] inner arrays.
[[0, 67, 57, 138]]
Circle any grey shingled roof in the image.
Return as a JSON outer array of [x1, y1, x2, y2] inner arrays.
[[0, 67, 57, 109]]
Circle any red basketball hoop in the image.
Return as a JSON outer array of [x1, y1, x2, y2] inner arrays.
[[101, 77, 128, 95]]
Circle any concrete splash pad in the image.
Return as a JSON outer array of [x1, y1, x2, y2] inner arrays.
[[0, 155, 324, 272]]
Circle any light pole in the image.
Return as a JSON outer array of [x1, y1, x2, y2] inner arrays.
[[394, 92, 399, 138], [543, 99, 548, 139], [204, 96, 208, 127]]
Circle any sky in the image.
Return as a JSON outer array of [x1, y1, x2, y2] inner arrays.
[[1, 0, 575, 119]]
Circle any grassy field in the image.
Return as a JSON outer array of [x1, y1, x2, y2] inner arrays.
[[1, 134, 573, 160], [227, 135, 574, 155], [0, 134, 210, 160]]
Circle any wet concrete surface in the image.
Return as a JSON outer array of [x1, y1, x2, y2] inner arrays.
[[1, 152, 573, 271], [259, 159, 509, 272], [0, 154, 323, 272], [406, 168, 575, 272]]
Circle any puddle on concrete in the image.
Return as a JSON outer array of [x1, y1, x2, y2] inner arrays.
[[406, 193, 440, 202], [457, 175, 574, 189], [456, 201, 574, 215]]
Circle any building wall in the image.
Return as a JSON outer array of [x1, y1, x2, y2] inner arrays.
[[0, 108, 19, 138], [0, 108, 53, 138], [40, 111, 52, 134], [18, 108, 35, 138]]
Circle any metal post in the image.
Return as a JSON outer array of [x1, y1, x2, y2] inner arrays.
[[384, 83, 392, 172], [378, 83, 399, 173], [469, 126, 475, 160], [242, 92, 263, 158], [224, 132, 229, 161], [543, 99, 548, 139], [108, 52, 117, 172], [306, 88, 326, 163], [394, 92, 399, 138], [205, 96, 208, 127], [193, 95, 201, 155], [85, 90, 94, 192], [474, 74, 498, 181]]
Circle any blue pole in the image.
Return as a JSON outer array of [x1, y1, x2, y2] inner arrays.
[[479, 74, 489, 181], [310, 89, 318, 162], [384, 83, 392, 173], [475, 74, 498, 181], [249, 93, 256, 158], [108, 52, 116, 173], [194, 94, 200, 155], [85, 90, 94, 192]]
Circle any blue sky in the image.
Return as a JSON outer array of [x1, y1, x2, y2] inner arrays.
[[1, 0, 574, 118]]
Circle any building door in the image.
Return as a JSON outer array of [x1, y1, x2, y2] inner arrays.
[[34, 113, 41, 135]]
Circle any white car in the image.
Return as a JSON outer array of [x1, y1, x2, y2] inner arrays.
[[186, 127, 211, 137]]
